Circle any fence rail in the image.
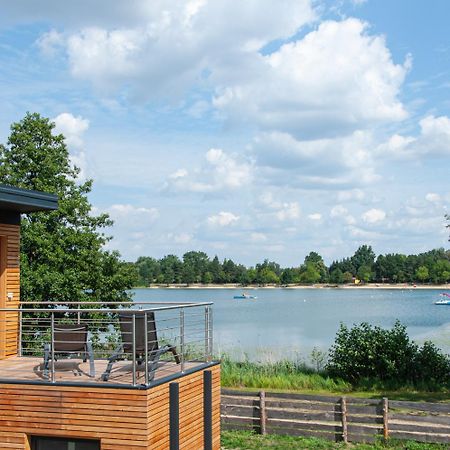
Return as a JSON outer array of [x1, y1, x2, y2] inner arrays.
[[221, 389, 450, 444]]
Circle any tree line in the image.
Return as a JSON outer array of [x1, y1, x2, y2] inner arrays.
[[134, 245, 450, 286]]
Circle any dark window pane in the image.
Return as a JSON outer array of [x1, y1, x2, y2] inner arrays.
[[31, 436, 100, 450]]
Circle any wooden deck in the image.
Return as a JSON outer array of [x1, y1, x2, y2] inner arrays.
[[0, 356, 199, 386]]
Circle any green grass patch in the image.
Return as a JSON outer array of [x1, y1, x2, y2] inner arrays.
[[220, 358, 450, 402], [221, 431, 449, 449]]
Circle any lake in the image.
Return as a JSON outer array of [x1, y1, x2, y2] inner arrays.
[[132, 288, 450, 362]]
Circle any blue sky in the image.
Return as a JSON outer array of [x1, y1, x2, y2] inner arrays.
[[0, 0, 449, 265]]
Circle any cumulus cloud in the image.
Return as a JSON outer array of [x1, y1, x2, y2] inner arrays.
[[207, 211, 240, 227], [214, 18, 409, 139], [259, 192, 301, 221], [377, 115, 450, 160], [330, 205, 356, 224], [362, 208, 386, 223], [165, 148, 253, 193], [108, 204, 159, 224], [32, 0, 315, 99], [253, 129, 379, 188], [52, 112, 89, 180]]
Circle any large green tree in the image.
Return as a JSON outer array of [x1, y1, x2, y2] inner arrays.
[[0, 112, 136, 304]]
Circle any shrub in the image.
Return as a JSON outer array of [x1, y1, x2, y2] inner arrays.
[[326, 320, 450, 386]]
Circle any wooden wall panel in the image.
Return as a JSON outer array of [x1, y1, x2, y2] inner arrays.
[[0, 364, 221, 449], [0, 224, 20, 359], [147, 364, 221, 450]]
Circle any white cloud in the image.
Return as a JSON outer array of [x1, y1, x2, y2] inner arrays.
[[259, 192, 301, 221], [362, 208, 386, 223], [253, 129, 380, 189], [207, 211, 239, 227], [53, 112, 89, 149], [108, 204, 159, 222], [330, 205, 348, 218], [214, 18, 409, 139], [276, 202, 300, 221], [36, 29, 64, 56], [308, 213, 322, 221], [377, 115, 450, 160], [166, 148, 252, 193], [33, 0, 315, 100], [425, 193, 441, 203], [52, 112, 89, 180], [249, 232, 267, 242], [330, 205, 356, 224], [168, 232, 193, 244], [337, 189, 365, 202]]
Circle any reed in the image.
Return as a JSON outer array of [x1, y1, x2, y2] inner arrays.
[[220, 356, 450, 401]]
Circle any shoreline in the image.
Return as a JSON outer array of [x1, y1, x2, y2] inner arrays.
[[136, 283, 450, 290]]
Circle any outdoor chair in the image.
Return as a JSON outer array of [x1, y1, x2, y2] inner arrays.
[[101, 311, 180, 382], [43, 323, 95, 379]]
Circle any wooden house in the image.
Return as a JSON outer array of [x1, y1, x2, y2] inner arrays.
[[0, 184, 220, 450]]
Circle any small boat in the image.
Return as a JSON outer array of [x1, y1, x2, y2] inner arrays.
[[233, 292, 257, 300], [435, 293, 450, 305]]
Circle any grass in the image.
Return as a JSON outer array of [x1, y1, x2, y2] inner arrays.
[[221, 431, 449, 450], [220, 357, 450, 402]]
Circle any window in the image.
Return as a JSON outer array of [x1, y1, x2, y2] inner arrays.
[[31, 436, 100, 450]]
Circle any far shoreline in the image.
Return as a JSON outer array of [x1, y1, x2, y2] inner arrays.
[[134, 283, 450, 290]]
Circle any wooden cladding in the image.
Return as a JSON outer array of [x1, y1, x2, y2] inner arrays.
[[0, 364, 220, 449], [0, 223, 20, 359]]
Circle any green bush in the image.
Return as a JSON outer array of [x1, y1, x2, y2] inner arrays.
[[326, 320, 450, 386]]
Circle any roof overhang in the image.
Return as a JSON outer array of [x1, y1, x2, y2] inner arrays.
[[0, 184, 58, 213]]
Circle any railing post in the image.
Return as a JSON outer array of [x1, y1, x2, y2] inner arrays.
[[208, 306, 213, 362], [18, 308, 22, 357], [259, 390, 267, 435], [51, 312, 55, 383], [180, 309, 185, 373], [132, 313, 137, 386], [341, 396, 348, 443], [204, 306, 209, 362], [382, 397, 389, 440], [144, 311, 149, 386]]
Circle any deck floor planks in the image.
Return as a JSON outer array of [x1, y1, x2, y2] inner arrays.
[[0, 356, 198, 385]]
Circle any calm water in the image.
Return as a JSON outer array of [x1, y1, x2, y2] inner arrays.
[[132, 288, 450, 361]]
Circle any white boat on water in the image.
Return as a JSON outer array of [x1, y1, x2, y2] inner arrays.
[[233, 292, 257, 300], [435, 293, 450, 305]]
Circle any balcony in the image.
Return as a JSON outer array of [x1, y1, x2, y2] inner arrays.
[[0, 301, 214, 387]]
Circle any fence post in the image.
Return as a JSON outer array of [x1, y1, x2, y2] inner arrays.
[[259, 391, 267, 435], [382, 397, 389, 440], [341, 396, 348, 443]]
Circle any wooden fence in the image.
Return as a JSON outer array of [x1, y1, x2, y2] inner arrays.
[[221, 389, 450, 444]]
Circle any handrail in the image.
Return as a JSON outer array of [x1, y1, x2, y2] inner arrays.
[[1, 303, 213, 313], [19, 301, 211, 305], [0, 301, 214, 387]]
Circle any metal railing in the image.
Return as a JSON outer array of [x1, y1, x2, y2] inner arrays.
[[0, 301, 213, 387]]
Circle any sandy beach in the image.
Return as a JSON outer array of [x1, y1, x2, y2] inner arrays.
[[143, 283, 450, 290]]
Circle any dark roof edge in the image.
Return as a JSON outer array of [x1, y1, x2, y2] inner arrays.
[[0, 184, 58, 212]]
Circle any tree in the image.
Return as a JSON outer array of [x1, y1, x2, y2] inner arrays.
[[299, 263, 321, 284], [415, 266, 429, 283], [357, 264, 373, 283], [0, 112, 136, 304], [303, 251, 328, 282], [351, 245, 376, 272]]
